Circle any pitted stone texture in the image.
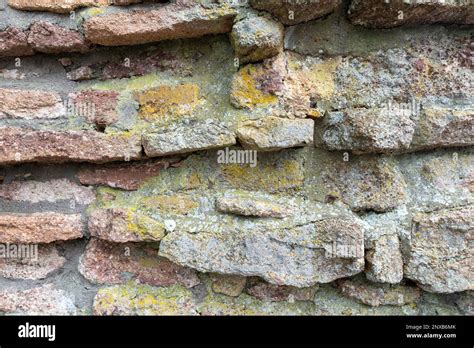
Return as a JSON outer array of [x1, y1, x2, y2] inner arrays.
[[0, 244, 65, 280], [142, 120, 236, 157], [237, 117, 314, 151], [366, 234, 403, 284], [0, 88, 65, 120], [88, 207, 165, 243], [68, 90, 119, 127], [216, 195, 292, 218], [348, 0, 474, 28], [410, 102, 474, 151], [159, 203, 365, 287], [77, 159, 178, 190], [320, 157, 407, 213], [0, 179, 95, 205], [316, 108, 416, 154], [231, 15, 284, 63], [0, 284, 76, 315], [336, 278, 422, 307], [84, 4, 237, 46], [0, 128, 142, 164], [405, 205, 473, 293], [93, 284, 198, 315], [28, 22, 91, 54], [0, 27, 33, 57], [246, 278, 318, 302], [79, 238, 200, 288], [211, 274, 247, 297], [250, 0, 342, 25], [8, 0, 109, 13], [0, 213, 83, 244]]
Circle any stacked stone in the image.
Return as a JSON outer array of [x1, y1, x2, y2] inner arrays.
[[0, 0, 472, 315]]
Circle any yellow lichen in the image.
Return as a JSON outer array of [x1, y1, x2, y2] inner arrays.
[[221, 159, 304, 192], [134, 84, 202, 120], [230, 64, 278, 109], [140, 194, 199, 215]]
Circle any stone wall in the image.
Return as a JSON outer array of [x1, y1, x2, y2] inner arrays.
[[0, 0, 472, 315]]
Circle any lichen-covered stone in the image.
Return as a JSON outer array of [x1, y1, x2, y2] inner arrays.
[[28, 22, 91, 54], [8, 0, 109, 13], [142, 120, 236, 157], [348, 0, 474, 28], [216, 194, 292, 218], [134, 84, 201, 121], [316, 156, 407, 213], [0, 88, 65, 120], [0, 27, 34, 57], [0, 213, 83, 244], [405, 205, 473, 293], [0, 179, 96, 205], [230, 62, 281, 109], [0, 244, 65, 280], [88, 207, 165, 243], [336, 277, 422, 307], [93, 284, 198, 315], [231, 15, 284, 63], [250, 0, 342, 25], [410, 102, 474, 151], [79, 238, 200, 288], [84, 4, 237, 46], [0, 284, 76, 315], [366, 234, 403, 284], [0, 128, 142, 164], [237, 117, 314, 151], [211, 274, 247, 297], [315, 108, 416, 154], [159, 202, 365, 287]]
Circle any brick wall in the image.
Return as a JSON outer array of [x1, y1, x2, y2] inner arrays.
[[0, 0, 472, 315]]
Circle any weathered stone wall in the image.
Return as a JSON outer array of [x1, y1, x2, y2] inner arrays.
[[0, 0, 472, 315]]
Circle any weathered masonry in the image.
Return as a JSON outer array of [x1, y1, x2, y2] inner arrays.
[[0, 0, 472, 315]]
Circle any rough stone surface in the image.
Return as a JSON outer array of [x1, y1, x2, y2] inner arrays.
[[237, 117, 314, 151], [216, 195, 292, 218], [84, 4, 237, 46], [77, 159, 179, 190], [0, 128, 142, 164], [0, 27, 34, 57], [8, 0, 109, 13], [246, 278, 318, 302], [93, 284, 198, 315], [0, 179, 96, 205], [410, 103, 474, 151], [0, 244, 66, 280], [250, 0, 342, 25], [68, 90, 119, 127], [231, 15, 284, 63], [0, 284, 76, 315], [0, 88, 65, 120], [159, 202, 365, 287], [366, 234, 404, 284], [79, 238, 200, 288], [405, 205, 473, 293], [316, 108, 416, 154], [336, 278, 422, 307], [210, 273, 247, 297], [0, 213, 83, 244], [88, 207, 165, 242], [348, 0, 474, 28], [142, 120, 236, 157], [28, 22, 91, 54]]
